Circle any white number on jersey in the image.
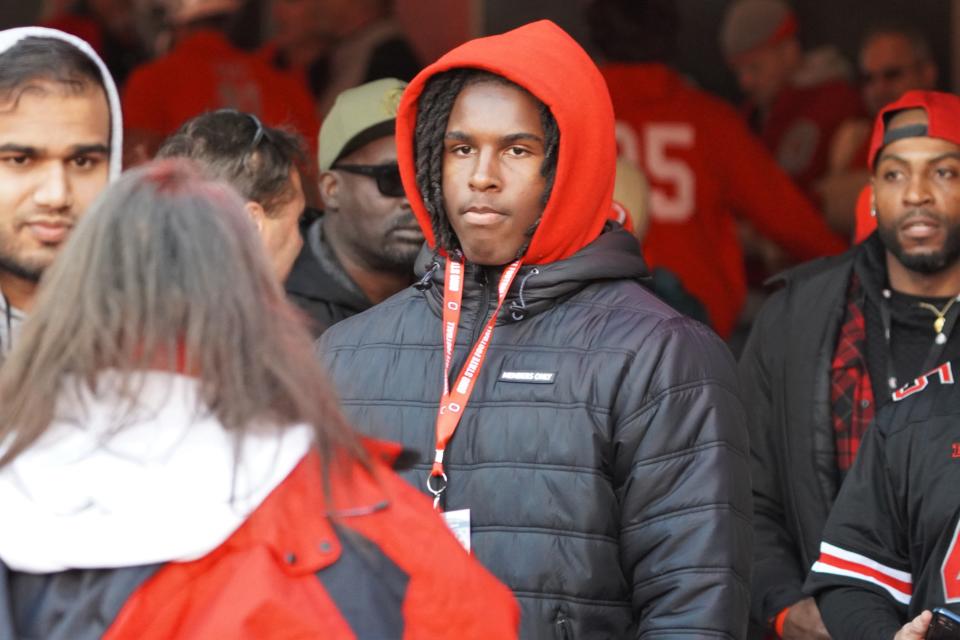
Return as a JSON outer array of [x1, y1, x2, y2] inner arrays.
[[615, 121, 696, 223]]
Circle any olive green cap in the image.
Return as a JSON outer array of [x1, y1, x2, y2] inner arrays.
[[318, 77, 407, 172]]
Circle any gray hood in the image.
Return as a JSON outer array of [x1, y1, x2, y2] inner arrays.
[[0, 27, 123, 180]]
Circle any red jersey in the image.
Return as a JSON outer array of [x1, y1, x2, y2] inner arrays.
[[601, 64, 846, 337], [122, 31, 318, 158], [752, 79, 865, 198], [41, 14, 102, 54], [257, 39, 313, 95]]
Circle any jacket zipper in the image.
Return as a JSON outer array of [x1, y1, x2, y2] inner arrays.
[[446, 268, 493, 390], [554, 608, 573, 640], [468, 267, 493, 346]]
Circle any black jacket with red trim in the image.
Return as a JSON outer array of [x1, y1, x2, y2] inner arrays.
[[0, 445, 519, 639], [803, 360, 960, 638]]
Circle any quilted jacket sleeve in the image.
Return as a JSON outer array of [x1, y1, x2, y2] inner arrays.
[[613, 317, 751, 639]]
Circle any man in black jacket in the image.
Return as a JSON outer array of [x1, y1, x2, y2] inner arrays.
[[740, 89, 960, 639], [318, 20, 751, 639], [286, 77, 422, 336]]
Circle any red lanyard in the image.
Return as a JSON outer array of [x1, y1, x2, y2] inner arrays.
[[426, 255, 522, 508]]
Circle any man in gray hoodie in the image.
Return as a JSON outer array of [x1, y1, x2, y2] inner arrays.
[[0, 27, 122, 353]]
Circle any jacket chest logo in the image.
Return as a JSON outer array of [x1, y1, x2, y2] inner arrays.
[[891, 362, 954, 402], [498, 370, 556, 384]]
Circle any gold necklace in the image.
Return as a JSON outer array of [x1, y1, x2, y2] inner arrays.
[[917, 296, 960, 334]]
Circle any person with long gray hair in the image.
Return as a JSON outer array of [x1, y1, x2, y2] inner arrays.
[[0, 159, 518, 639]]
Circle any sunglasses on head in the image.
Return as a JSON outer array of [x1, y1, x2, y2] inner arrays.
[[210, 109, 270, 162], [333, 163, 405, 198]]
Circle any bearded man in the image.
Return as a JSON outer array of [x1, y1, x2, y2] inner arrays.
[[740, 90, 960, 639]]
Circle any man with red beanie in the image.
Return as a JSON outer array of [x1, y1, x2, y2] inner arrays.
[[721, 0, 863, 202], [740, 90, 960, 639], [318, 20, 751, 638]]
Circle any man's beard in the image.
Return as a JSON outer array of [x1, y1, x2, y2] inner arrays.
[[373, 213, 423, 272], [877, 209, 960, 274], [0, 241, 44, 283]]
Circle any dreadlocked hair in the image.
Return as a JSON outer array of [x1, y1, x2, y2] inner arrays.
[[414, 69, 560, 255]]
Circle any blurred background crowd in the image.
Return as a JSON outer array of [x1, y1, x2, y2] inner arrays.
[[1, 0, 954, 348], [3, 2, 960, 637]]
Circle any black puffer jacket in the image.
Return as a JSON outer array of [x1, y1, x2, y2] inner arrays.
[[319, 228, 751, 639]]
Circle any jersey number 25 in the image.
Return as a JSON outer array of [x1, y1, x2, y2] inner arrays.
[[615, 122, 696, 223]]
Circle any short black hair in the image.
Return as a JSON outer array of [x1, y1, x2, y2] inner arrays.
[[585, 0, 680, 64], [414, 69, 560, 254], [157, 110, 305, 215], [0, 36, 104, 108]]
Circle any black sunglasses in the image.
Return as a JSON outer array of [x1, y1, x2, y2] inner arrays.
[[333, 163, 405, 198]]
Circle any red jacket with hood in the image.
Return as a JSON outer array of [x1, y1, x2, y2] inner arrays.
[[0, 370, 517, 639], [320, 20, 752, 639], [0, 442, 518, 639]]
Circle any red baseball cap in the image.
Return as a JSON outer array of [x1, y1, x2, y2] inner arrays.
[[868, 90, 960, 171]]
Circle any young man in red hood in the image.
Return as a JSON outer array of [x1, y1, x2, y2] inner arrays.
[[318, 20, 751, 638]]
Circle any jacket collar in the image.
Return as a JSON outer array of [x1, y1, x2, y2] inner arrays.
[[853, 232, 890, 305], [221, 440, 409, 576], [413, 224, 648, 324], [285, 218, 372, 311]]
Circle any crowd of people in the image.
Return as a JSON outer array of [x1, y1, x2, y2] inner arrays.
[[0, 0, 958, 638]]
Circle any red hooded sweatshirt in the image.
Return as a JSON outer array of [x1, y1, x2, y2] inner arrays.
[[396, 20, 618, 266]]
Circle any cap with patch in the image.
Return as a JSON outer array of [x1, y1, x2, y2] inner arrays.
[[720, 0, 797, 60], [318, 78, 407, 172], [868, 90, 960, 170]]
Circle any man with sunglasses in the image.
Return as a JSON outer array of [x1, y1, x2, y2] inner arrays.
[[286, 77, 422, 336], [157, 109, 307, 281]]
